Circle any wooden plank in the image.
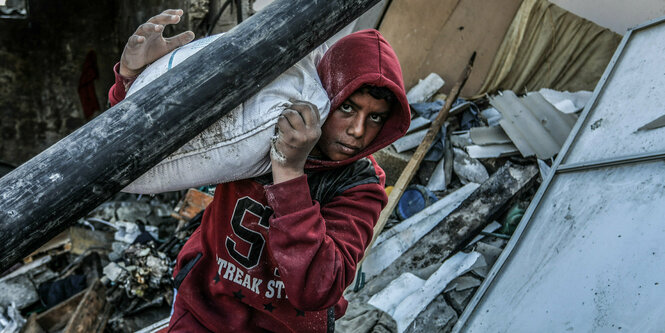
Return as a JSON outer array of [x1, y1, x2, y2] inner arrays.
[[63, 279, 106, 333], [35, 291, 85, 332], [0, 0, 383, 273]]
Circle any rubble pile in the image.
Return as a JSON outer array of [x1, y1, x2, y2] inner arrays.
[[0, 189, 208, 332]]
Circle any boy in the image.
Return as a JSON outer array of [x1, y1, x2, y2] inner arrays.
[[109, 9, 410, 332]]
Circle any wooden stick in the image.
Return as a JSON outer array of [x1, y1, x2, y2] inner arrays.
[[364, 52, 477, 261]]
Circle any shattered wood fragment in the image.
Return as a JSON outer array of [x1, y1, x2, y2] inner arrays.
[[351, 162, 538, 300], [32, 291, 85, 332], [63, 279, 107, 333], [174, 188, 214, 221]]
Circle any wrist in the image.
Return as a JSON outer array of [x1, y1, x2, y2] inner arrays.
[[119, 64, 142, 79], [271, 164, 304, 184]]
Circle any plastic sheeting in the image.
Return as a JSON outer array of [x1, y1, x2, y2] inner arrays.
[[472, 0, 621, 98]]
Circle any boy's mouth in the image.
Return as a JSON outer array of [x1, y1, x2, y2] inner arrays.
[[337, 142, 361, 155]]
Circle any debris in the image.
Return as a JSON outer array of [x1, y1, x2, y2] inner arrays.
[[373, 146, 414, 186], [471, 242, 503, 278], [501, 203, 526, 235], [465, 221, 502, 248], [425, 139, 452, 192], [392, 129, 427, 153], [469, 126, 512, 145], [444, 275, 482, 293], [27, 227, 113, 262], [450, 131, 473, 148], [395, 185, 438, 220], [490, 90, 577, 159], [405, 117, 432, 134], [0, 273, 40, 311], [636, 114, 665, 132], [537, 159, 551, 179], [406, 73, 445, 104], [369, 251, 484, 332], [351, 162, 538, 299], [0, 303, 25, 333], [411, 100, 472, 120], [452, 148, 489, 184], [537, 88, 592, 114], [466, 144, 519, 159], [364, 183, 479, 279], [479, 107, 502, 127], [404, 294, 457, 333], [174, 188, 214, 221], [335, 302, 398, 333], [113, 221, 159, 244], [62, 279, 108, 332], [446, 287, 475, 314], [37, 275, 87, 309]]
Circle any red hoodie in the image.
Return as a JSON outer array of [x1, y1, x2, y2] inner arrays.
[[110, 29, 410, 333]]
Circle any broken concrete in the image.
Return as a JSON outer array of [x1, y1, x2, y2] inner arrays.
[[403, 294, 457, 333]]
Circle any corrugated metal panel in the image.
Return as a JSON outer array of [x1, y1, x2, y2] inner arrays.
[[489, 91, 577, 159], [456, 15, 665, 332]]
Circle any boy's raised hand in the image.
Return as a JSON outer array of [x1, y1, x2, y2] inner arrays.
[[271, 101, 322, 184], [119, 9, 195, 78]]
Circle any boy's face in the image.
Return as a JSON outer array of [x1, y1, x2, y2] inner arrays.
[[316, 90, 391, 161]]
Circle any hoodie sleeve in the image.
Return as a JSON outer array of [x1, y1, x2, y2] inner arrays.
[[263, 167, 387, 311], [108, 63, 136, 107]]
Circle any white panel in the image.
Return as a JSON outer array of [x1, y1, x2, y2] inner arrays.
[[550, 0, 665, 34], [463, 160, 665, 332], [565, 22, 665, 164]]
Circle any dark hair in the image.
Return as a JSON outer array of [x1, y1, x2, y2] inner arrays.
[[360, 85, 397, 107]]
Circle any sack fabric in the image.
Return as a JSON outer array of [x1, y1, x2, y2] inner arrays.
[[122, 35, 331, 193]]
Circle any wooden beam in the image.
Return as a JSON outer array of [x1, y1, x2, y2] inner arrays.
[[0, 0, 381, 273]]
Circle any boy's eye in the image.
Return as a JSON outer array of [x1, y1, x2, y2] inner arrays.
[[369, 114, 385, 123], [339, 104, 353, 113]]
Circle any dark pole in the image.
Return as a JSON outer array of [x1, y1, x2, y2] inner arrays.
[[0, 0, 380, 273]]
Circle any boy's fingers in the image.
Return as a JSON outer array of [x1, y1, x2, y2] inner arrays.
[[289, 102, 320, 126], [148, 11, 183, 25], [161, 9, 184, 16], [281, 109, 305, 131], [137, 23, 163, 37], [127, 35, 145, 48], [165, 31, 195, 50], [276, 114, 294, 133]]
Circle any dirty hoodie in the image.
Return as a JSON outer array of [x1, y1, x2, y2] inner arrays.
[[112, 29, 410, 332]]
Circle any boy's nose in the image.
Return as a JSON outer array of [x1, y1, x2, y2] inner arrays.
[[347, 115, 365, 138]]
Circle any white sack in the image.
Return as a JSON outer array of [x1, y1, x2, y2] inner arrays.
[[122, 34, 331, 193]]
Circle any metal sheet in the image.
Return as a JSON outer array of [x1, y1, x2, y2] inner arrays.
[[462, 161, 665, 332], [457, 15, 665, 333], [490, 91, 566, 159], [564, 21, 665, 165]]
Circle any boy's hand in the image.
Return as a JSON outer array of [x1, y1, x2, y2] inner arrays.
[[271, 101, 321, 184], [119, 9, 195, 78]]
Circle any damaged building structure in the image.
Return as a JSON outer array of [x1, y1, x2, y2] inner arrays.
[[1, 0, 665, 332]]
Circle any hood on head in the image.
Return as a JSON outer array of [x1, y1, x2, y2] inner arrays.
[[307, 29, 411, 170]]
